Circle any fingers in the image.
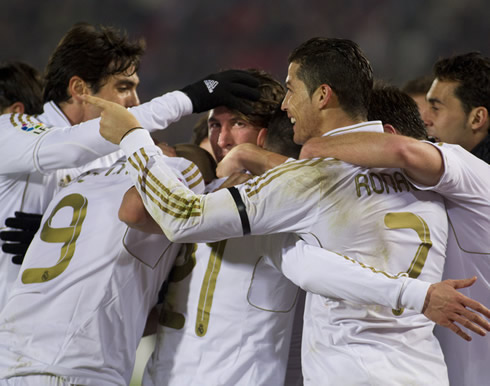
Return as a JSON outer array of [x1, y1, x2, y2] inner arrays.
[[449, 276, 477, 290], [81, 94, 107, 108]]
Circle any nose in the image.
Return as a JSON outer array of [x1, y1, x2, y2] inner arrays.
[[217, 124, 234, 150], [281, 96, 288, 111], [125, 90, 140, 108], [421, 109, 432, 128]]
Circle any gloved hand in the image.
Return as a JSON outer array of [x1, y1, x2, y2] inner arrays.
[[0, 211, 42, 265], [181, 70, 261, 114]]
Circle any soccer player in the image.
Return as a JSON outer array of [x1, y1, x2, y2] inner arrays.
[[87, 38, 486, 384], [0, 145, 206, 385], [296, 94, 490, 385], [0, 61, 43, 115], [423, 52, 490, 163], [0, 22, 259, 311]]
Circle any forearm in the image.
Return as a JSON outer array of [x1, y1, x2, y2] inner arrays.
[[300, 133, 443, 186], [217, 144, 288, 177], [35, 91, 192, 174], [120, 129, 244, 243], [277, 236, 430, 312]]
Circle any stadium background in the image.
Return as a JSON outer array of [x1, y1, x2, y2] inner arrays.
[[1, 0, 488, 384]]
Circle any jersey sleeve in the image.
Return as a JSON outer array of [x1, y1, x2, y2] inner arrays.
[[120, 130, 323, 243], [406, 142, 490, 200], [270, 233, 430, 312], [0, 91, 192, 175]]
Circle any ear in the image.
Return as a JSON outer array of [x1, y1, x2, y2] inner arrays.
[[316, 84, 333, 109], [383, 123, 398, 135], [4, 102, 25, 114], [256, 128, 268, 148], [469, 106, 488, 132], [67, 76, 89, 102]]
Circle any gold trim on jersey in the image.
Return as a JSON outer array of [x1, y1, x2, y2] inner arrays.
[[245, 158, 325, 198], [323, 121, 382, 137], [128, 149, 202, 219]]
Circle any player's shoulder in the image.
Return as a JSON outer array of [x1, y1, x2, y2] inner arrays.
[[0, 113, 50, 136], [242, 158, 329, 198]]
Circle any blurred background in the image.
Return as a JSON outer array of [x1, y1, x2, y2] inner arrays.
[[2, 0, 489, 144]]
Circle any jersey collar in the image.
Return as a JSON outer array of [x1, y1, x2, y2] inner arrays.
[[37, 101, 71, 128]]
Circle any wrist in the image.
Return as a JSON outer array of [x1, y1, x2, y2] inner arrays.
[[120, 126, 143, 142]]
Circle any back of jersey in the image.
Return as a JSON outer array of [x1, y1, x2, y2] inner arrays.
[[299, 159, 449, 385], [144, 233, 299, 386]]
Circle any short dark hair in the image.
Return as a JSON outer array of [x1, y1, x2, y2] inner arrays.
[[0, 61, 43, 114], [43, 23, 145, 104], [288, 37, 373, 119], [264, 107, 302, 158], [401, 75, 434, 96], [233, 69, 286, 129], [433, 52, 490, 115], [368, 83, 428, 140]]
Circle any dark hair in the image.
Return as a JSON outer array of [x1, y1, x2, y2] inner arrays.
[[433, 52, 490, 115], [234, 68, 286, 129], [0, 61, 43, 114], [368, 83, 428, 140], [264, 107, 302, 158], [43, 23, 145, 104], [401, 75, 434, 96], [191, 115, 209, 146], [288, 37, 373, 119]]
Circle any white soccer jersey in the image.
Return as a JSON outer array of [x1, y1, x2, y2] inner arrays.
[[0, 155, 204, 385], [0, 91, 191, 311], [121, 123, 449, 385], [144, 233, 300, 386], [407, 142, 490, 386]]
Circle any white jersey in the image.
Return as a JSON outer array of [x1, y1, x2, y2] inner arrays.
[[120, 123, 449, 385], [144, 233, 299, 386], [0, 154, 204, 385], [407, 142, 490, 386], [0, 91, 192, 311]]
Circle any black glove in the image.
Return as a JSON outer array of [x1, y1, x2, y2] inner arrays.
[[181, 70, 261, 114], [0, 212, 42, 265]]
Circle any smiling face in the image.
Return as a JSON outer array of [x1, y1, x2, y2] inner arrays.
[[281, 62, 322, 145], [208, 106, 265, 162], [423, 79, 473, 149]]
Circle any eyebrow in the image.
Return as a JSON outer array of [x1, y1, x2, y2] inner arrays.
[[427, 97, 443, 105], [115, 79, 138, 88]]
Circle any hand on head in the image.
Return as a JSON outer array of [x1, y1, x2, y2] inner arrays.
[[81, 94, 142, 144]]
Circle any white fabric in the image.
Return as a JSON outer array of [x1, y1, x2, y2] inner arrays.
[[0, 91, 191, 312], [121, 121, 449, 385], [0, 155, 204, 386], [407, 142, 490, 386], [143, 233, 299, 386]]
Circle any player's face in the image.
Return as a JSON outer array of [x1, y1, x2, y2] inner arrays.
[[208, 106, 263, 162], [281, 62, 318, 145], [423, 79, 472, 149], [84, 68, 140, 121]]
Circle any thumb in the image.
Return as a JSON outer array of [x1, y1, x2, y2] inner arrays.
[[450, 276, 477, 290]]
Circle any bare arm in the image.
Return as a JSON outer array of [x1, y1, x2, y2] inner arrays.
[[216, 143, 288, 178], [300, 133, 444, 186], [119, 187, 163, 234]]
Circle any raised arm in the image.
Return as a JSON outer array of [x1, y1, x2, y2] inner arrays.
[[300, 132, 444, 186]]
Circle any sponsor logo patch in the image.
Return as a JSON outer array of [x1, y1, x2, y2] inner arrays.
[[20, 122, 49, 135]]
